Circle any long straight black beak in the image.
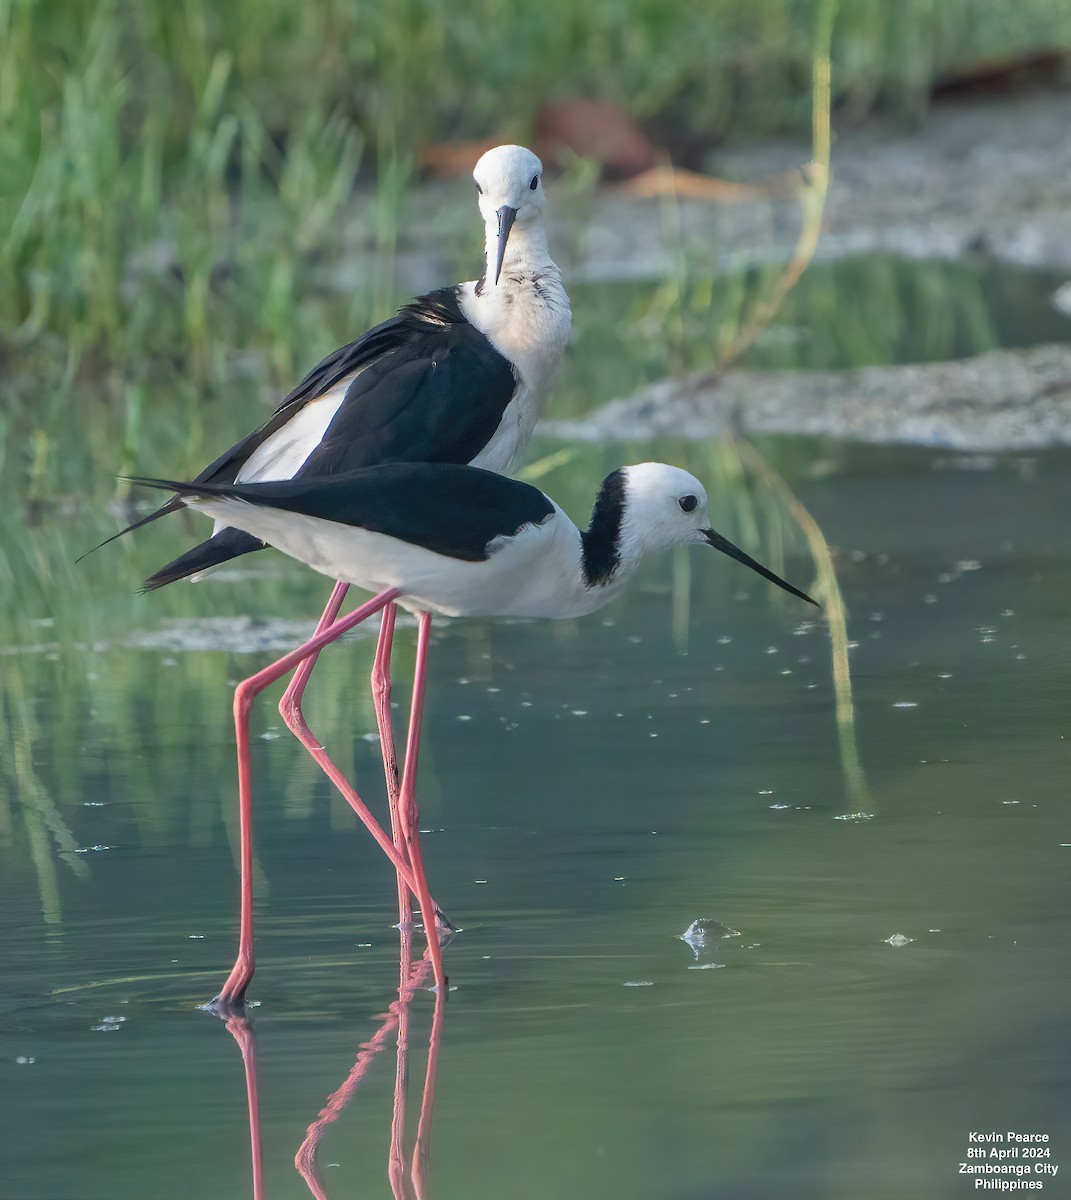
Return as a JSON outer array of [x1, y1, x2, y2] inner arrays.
[[493, 205, 518, 284], [705, 528, 819, 606]]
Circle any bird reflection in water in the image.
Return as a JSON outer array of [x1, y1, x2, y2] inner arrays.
[[220, 918, 446, 1200]]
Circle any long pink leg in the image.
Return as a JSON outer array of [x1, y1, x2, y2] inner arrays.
[[374, 608, 457, 937], [278, 588, 452, 932], [278, 580, 351, 745], [396, 612, 447, 991], [371, 603, 414, 929], [208, 587, 408, 1014], [276, 583, 400, 870]]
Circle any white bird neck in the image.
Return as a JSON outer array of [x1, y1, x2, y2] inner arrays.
[[460, 216, 571, 384], [483, 215, 554, 283]]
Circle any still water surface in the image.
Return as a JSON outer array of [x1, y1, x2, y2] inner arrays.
[[2, 438, 1068, 1199]]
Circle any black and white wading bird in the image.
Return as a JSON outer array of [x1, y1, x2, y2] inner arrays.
[[98, 145, 571, 1012], [132, 461, 818, 998]]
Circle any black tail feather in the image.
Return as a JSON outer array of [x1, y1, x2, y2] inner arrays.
[[141, 526, 267, 592], [75, 495, 186, 564]]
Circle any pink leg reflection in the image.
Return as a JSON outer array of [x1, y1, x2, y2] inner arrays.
[[295, 919, 446, 1200], [223, 1014, 265, 1200]]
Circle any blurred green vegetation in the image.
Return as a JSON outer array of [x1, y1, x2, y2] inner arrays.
[[4, 0, 1071, 399]]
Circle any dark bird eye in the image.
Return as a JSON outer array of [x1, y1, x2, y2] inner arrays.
[[678, 495, 698, 513], [475, 182, 483, 195], [530, 175, 539, 190]]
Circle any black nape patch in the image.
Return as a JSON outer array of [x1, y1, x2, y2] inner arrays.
[[581, 469, 627, 586]]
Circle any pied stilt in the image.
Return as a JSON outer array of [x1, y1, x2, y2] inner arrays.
[[132, 461, 818, 998], [99, 145, 570, 1011]]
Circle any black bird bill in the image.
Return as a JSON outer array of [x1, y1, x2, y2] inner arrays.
[[704, 528, 819, 606], [493, 205, 518, 284]]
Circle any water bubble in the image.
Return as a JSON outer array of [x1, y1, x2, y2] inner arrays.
[[769, 803, 790, 810], [884, 934, 914, 948], [92, 1014, 128, 1032], [833, 811, 873, 822], [456, 714, 472, 722], [622, 981, 654, 987], [892, 701, 918, 709], [259, 730, 281, 741], [15, 1056, 36, 1065], [688, 963, 726, 970], [679, 918, 740, 962]]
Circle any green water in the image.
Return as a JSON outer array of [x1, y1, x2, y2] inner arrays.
[[2, 253, 1071, 1198], [3, 439, 1069, 1199]]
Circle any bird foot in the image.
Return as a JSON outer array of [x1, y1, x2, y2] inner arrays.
[[199, 991, 248, 1020]]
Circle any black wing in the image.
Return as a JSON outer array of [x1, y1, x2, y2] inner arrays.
[[132, 464, 556, 564], [189, 286, 517, 486], [117, 288, 519, 585]]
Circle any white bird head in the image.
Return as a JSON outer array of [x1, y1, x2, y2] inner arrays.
[[472, 144, 546, 284], [617, 463, 714, 553], [617, 463, 818, 604]]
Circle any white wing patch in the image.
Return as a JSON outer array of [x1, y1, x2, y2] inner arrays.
[[485, 510, 554, 557], [236, 373, 356, 484]]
